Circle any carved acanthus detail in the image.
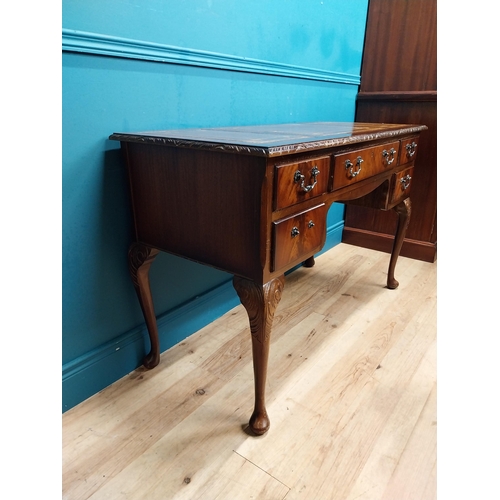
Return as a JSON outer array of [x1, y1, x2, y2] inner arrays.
[[233, 276, 285, 344], [128, 243, 160, 288]]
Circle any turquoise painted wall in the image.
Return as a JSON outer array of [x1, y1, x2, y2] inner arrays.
[[62, 0, 369, 411]]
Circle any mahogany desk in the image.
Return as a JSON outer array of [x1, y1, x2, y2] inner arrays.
[[110, 122, 427, 435]]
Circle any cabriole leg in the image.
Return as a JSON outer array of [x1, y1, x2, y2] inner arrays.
[[233, 275, 285, 435], [387, 198, 412, 289], [128, 243, 161, 369]]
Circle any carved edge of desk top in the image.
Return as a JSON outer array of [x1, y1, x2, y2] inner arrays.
[[109, 123, 427, 158]]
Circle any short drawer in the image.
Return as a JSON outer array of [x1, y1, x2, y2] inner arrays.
[[272, 204, 327, 271], [274, 156, 330, 210], [400, 136, 420, 165], [389, 166, 414, 206], [332, 140, 400, 190]]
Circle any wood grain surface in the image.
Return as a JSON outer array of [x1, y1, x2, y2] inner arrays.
[[63, 244, 436, 500]]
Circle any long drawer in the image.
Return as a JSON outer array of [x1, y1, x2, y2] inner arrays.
[[331, 140, 400, 190]]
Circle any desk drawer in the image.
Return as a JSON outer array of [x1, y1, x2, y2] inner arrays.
[[400, 136, 420, 165], [332, 140, 400, 190], [274, 156, 330, 210], [389, 166, 414, 206], [272, 204, 326, 271]]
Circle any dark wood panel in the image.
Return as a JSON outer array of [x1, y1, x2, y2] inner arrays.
[[345, 0, 437, 263], [359, 0, 437, 92], [125, 143, 268, 281], [348, 98, 436, 244], [342, 227, 437, 262], [357, 91, 437, 102]]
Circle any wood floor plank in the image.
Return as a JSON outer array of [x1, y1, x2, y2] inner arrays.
[[62, 244, 437, 500], [345, 338, 437, 500], [380, 383, 437, 500], [63, 365, 230, 500], [235, 251, 436, 498], [199, 452, 290, 500], [84, 370, 286, 500]]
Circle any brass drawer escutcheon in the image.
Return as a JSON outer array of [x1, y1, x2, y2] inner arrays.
[[294, 165, 320, 192], [382, 147, 397, 165], [345, 156, 364, 177], [400, 174, 412, 190]]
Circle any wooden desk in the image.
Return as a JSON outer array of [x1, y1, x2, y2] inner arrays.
[[110, 122, 427, 435]]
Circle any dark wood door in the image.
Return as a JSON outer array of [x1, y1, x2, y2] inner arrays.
[[343, 0, 437, 262]]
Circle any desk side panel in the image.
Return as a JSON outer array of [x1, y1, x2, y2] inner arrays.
[[124, 143, 267, 281]]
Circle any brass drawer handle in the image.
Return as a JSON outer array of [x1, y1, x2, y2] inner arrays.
[[345, 156, 363, 177], [405, 142, 418, 157], [294, 165, 320, 193], [291, 227, 300, 238], [308, 220, 315, 228], [382, 148, 397, 165], [400, 174, 412, 190]]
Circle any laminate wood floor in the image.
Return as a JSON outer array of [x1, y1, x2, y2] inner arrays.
[[62, 243, 437, 500]]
